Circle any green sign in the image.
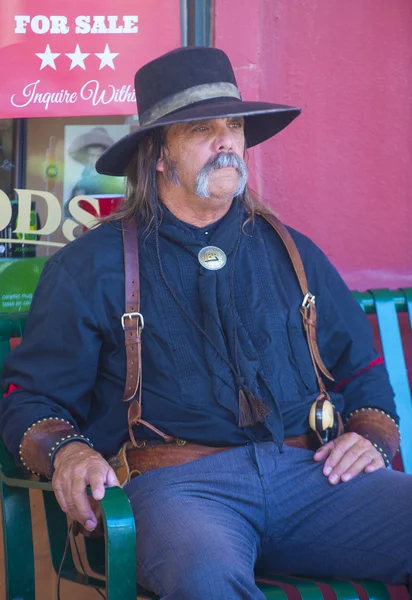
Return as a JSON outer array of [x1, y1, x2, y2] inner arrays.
[[0, 257, 48, 314]]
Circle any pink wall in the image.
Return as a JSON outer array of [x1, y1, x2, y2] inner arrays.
[[214, 0, 412, 290]]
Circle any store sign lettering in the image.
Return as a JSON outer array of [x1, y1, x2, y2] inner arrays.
[[14, 15, 139, 35], [0, 190, 100, 248], [0, 0, 181, 118], [11, 80, 136, 111]]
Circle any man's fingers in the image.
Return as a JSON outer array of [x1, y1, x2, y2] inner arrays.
[[53, 483, 68, 513], [321, 433, 361, 476], [325, 444, 360, 481], [60, 476, 75, 519], [327, 439, 383, 484], [88, 468, 108, 501], [330, 450, 374, 484], [365, 453, 385, 472], [70, 476, 98, 529], [106, 467, 121, 488], [314, 440, 345, 476], [315, 433, 386, 485], [52, 450, 117, 531], [313, 441, 334, 461], [340, 452, 384, 481]]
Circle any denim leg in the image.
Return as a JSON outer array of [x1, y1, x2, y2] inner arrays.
[[258, 446, 412, 584], [124, 446, 267, 600]]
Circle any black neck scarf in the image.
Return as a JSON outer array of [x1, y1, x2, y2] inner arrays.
[[153, 197, 270, 428]]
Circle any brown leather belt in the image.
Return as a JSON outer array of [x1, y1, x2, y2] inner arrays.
[[108, 433, 320, 487]]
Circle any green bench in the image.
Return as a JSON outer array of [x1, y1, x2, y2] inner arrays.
[[1, 288, 412, 600]]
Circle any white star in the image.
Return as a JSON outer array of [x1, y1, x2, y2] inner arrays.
[[35, 44, 60, 70], [66, 44, 90, 70], [95, 44, 119, 70]]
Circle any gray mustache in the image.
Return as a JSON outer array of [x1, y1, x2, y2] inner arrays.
[[201, 152, 246, 173], [195, 152, 248, 198]]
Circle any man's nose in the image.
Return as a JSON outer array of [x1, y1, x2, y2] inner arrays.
[[212, 127, 233, 153]]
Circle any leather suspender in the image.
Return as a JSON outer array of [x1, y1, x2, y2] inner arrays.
[[260, 214, 334, 402], [121, 219, 175, 445], [121, 212, 334, 446], [121, 217, 142, 402]]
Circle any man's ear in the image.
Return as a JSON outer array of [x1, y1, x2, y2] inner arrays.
[[156, 148, 165, 173], [243, 143, 248, 162]]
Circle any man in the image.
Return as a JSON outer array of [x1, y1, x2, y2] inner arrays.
[[0, 47, 410, 599], [67, 126, 115, 200]]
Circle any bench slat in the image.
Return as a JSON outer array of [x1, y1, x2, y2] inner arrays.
[[371, 290, 412, 473], [258, 576, 325, 599], [403, 288, 412, 330]]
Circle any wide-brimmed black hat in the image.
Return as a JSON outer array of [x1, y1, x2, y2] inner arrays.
[[68, 127, 114, 164], [96, 46, 301, 177]]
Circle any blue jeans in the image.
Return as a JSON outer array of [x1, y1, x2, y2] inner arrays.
[[124, 443, 412, 599]]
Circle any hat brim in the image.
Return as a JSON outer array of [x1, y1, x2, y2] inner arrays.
[[95, 99, 301, 177], [69, 132, 115, 164]]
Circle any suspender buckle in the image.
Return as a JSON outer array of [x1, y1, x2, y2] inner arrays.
[[302, 292, 316, 309], [121, 312, 145, 330]]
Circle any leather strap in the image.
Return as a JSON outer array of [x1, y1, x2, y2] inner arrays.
[[120, 211, 334, 444], [121, 218, 141, 402], [260, 213, 334, 400], [121, 218, 175, 445], [109, 431, 320, 486]]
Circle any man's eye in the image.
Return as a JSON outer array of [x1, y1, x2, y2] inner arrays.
[[230, 121, 243, 129], [194, 125, 207, 132]]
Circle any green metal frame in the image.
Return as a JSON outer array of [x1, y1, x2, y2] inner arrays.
[[0, 436, 138, 599], [1, 288, 411, 599]]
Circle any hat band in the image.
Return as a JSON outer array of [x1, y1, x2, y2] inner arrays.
[[139, 82, 241, 127]]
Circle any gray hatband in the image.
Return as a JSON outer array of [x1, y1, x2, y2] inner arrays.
[[139, 82, 241, 126]]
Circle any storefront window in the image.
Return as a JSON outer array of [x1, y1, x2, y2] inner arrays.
[[25, 114, 133, 256], [0, 119, 15, 259], [0, 115, 135, 313], [0, 119, 38, 314]]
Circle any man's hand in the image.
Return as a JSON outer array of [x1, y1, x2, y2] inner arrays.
[[313, 432, 385, 485], [52, 441, 120, 531]]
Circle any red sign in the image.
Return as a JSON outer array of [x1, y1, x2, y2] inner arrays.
[[0, 1, 181, 118]]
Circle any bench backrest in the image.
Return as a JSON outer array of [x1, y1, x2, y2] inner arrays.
[[353, 289, 412, 472], [1, 288, 411, 470]]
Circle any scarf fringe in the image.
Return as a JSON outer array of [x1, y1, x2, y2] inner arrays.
[[238, 387, 270, 428]]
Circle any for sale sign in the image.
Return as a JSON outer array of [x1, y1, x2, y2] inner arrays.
[[0, 1, 181, 117]]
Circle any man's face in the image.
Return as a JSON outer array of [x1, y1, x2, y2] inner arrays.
[[86, 145, 106, 166], [156, 117, 247, 201]]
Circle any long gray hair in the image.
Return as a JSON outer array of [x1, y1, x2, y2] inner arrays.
[[100, 127, 275, 226]]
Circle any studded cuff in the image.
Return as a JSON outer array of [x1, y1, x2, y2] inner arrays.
[[344, 408, 400, 467], [19, 417, 93, 478]]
